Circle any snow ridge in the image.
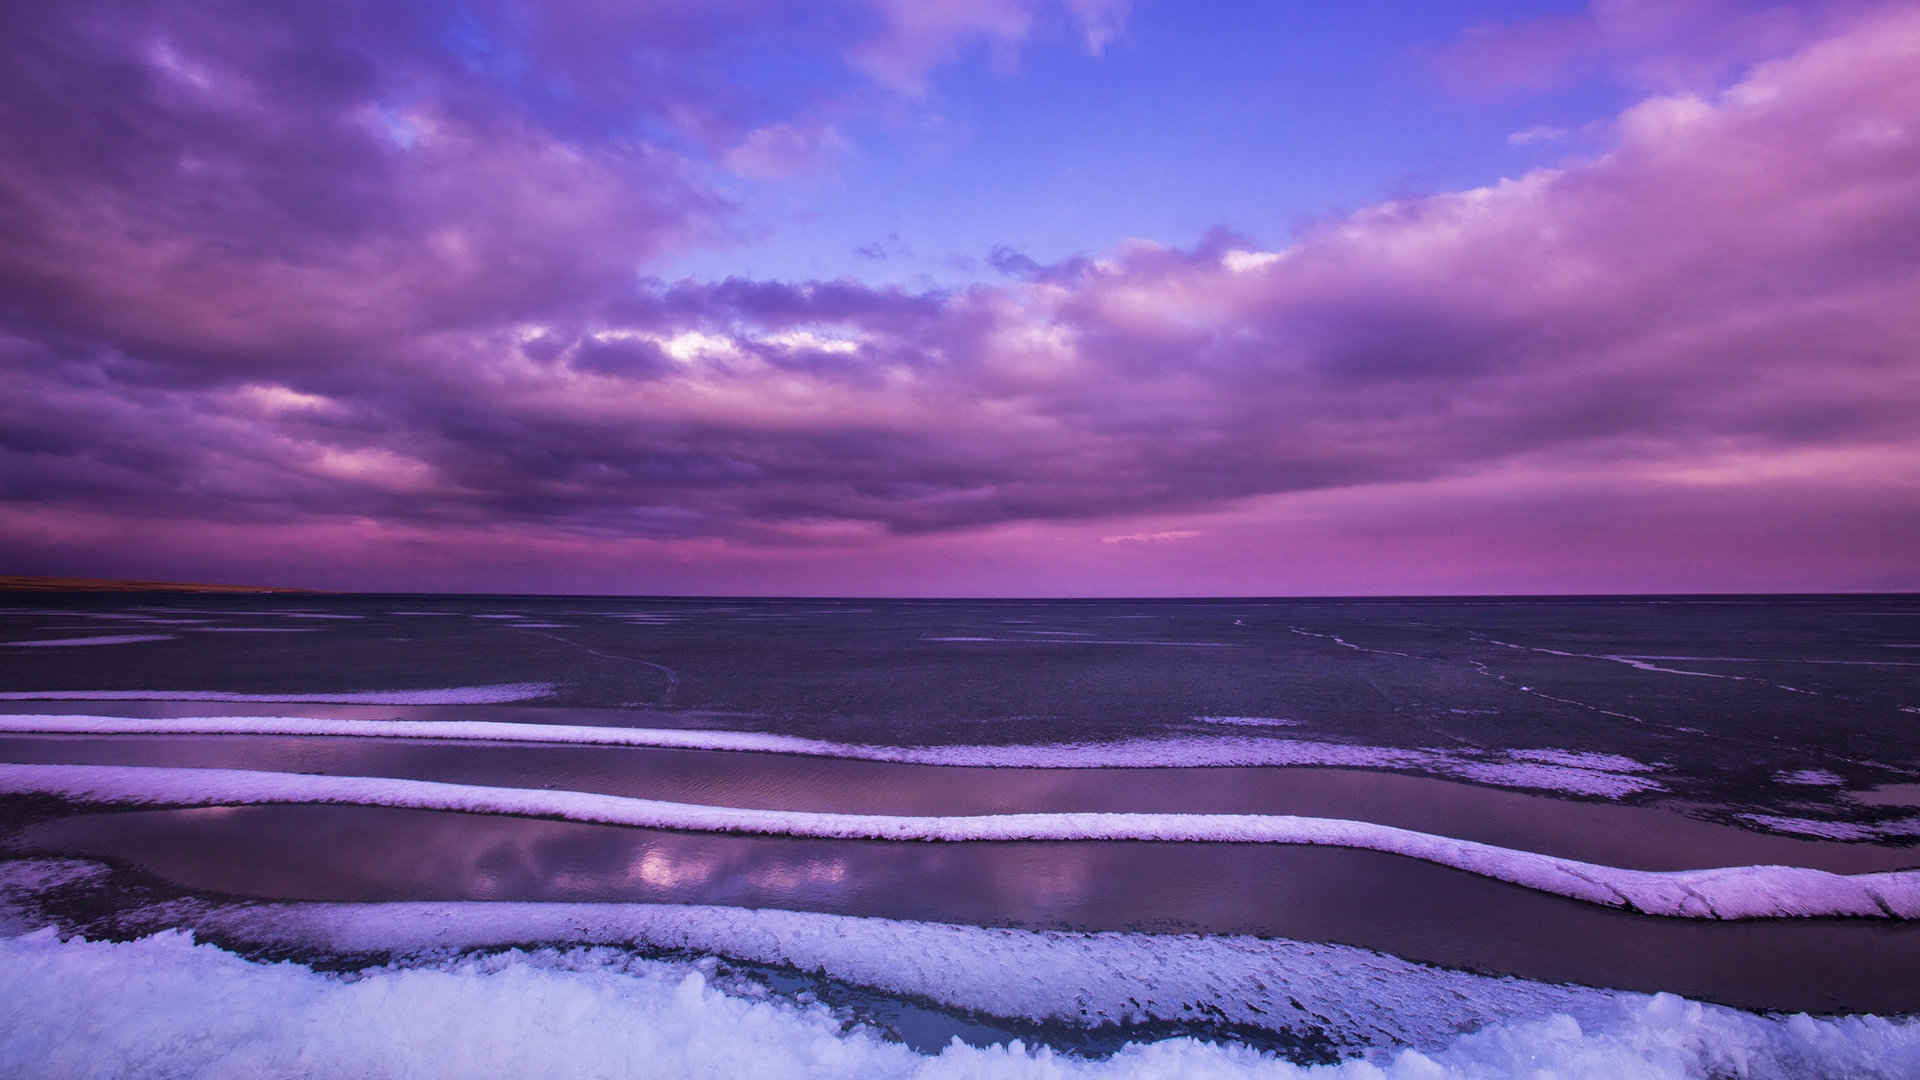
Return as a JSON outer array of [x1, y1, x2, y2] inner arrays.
[[1, 763, 1914, 920], [0, 685, 555, 704], [0, 714, 1663, 798]]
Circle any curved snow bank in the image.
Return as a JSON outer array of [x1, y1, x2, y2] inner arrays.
[[3, 763, 1914, 920], [0, 714, 1662, 798], [2, 924, 1916, 1079], [0, 684, 555, 705], [198, 896, 1622, 1050]]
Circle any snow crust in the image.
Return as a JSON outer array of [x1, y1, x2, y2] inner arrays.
[[0, 684, 555, 704], [1508, 749, 1655, 773], [0, 713, 1661, 798], [1737, 815, 1879, 842], [3, 635, 175, 647], [1192, 716, 1302, 728], [2, 915, 1917, 1078], [1777, 769, 1846, 787], [2, 763, 1913, 920], [1446, 762, 1655, 799]]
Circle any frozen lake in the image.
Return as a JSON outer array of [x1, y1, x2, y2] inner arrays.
[[3, 593, 1918, 1075]]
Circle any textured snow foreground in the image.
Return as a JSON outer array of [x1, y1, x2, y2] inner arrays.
[[2, 861, 1916, 1078], [4, 924, 1918, 1079]]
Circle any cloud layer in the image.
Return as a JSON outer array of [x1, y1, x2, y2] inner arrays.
[[1, 2, 1916, 592]]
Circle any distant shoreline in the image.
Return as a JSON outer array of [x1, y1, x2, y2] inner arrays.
[[0, 575, 312, 594]]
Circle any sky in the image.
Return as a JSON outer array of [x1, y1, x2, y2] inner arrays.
[[0, 0, 1916, 596]]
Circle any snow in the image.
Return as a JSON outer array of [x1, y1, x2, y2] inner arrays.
[[0, 684, 555, 704], [169, 892, 1634, 1052], [1, 763, 1913, 920], [1737, 810, 1920, 843], [1448, 762, 1657, 799], [2, 634, 175, 647], [1876, 817, 1920, 838], [1508, 749, 1656, 773], [1776, 769, 1846, 787], [1737, 815, 1879, 841], [1192, 716, 1302, 728], [0, 713, 1663, 799], [1, 913, 1917, 1078]]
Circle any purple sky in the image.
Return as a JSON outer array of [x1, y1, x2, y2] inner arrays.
[[2, 0, 1916, 595]]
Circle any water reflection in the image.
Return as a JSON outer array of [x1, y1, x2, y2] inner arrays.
[[11, 803, 1920, 1015]]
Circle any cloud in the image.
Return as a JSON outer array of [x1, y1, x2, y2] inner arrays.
[[1062, 0, 1130, 54], [845, 0, 1133, 92], [853, 234, 913, 261], [0, 1, 740, 370], [1428, 0, 1864, 95], [2, 4, 1917, 590], [722, 122, 851, 181], [1100, 530, 1199, 545], [1505, 124, 1569, 146], [987, 245, 1044, 276]]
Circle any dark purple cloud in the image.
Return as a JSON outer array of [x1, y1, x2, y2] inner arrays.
[[1, 2, 1916, 592]]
